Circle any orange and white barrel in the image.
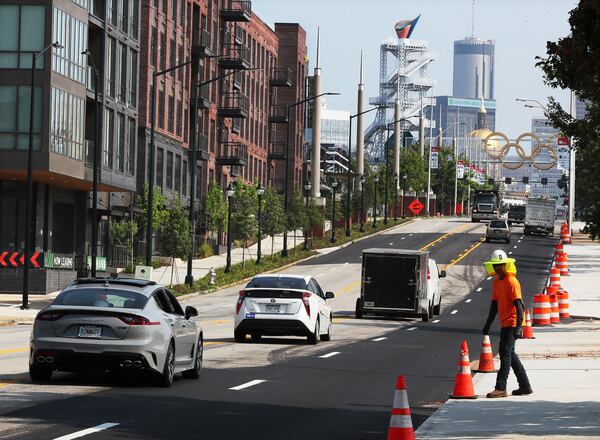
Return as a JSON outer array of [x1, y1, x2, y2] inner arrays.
[[554, 242, 564, 258], [549, 294, 560, 323], [559, 290, 570, 319], [533, 294, 551, 326], [557, 253, 569, 276], [549, 267, 561, 289]]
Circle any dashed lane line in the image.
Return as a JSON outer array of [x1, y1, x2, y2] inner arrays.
[[432, 319, 440, 323], [53, 423, 120, 440], [406, 327, 418, 331], [401, 237, 407, 240], [451, 310, 458, 315], [514, 246, 518, 249], [487, 276, 493, 281], [373, 337, 387, 342], [229, 379, 267, 391], [476, 287, 483, 292], [509, 252, 513, 255], [319, 352, 341, 359], [465, 299, 472, 303]]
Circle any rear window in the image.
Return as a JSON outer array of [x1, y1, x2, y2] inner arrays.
[[489, 220, 508, 228], [53, 288, 149, 309], [246, 277, 307, 289]]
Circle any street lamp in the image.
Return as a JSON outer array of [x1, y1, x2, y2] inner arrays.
[[384, 118, 412, 228], [393, 173, 399, 221], [81, 50, 101, 278], [22, 41, 63, 310], [304, 180, 312, 250], [402, 173, 408, 219], [330, 179, 338, 243], [256, 183, 264, 264], [373, 175, 379, 228], [225, 183, 235, 273], [359, 174, 365, 233], [282, 91, 340, 258], [345, 106, 380, 237]]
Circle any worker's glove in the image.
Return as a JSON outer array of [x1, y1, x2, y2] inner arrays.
[[514, 327, 523, 339], [482, 324, 490, 335]]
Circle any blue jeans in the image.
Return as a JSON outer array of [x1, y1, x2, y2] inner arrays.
[[496, 327, 530, 391]]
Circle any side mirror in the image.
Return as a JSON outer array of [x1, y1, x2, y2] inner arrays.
[[439, 270, 447, 278], [185, 306, 198, 320], [325, 291, 335, 300]]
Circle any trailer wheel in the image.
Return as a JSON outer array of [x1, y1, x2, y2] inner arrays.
[[355, 298, 363, 319]]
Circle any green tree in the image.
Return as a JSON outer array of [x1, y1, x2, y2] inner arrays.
[[230, 181, 258, 267], [109, 219, 138, 267], [536, 0, 600, 237], [261, 187, 285, 256], [399, 145, 427, 194], [305, 199, 324, 245], [158, 198, 191, 286], [286, 189, 306, 251], [136, 185, 169, 233], [204, 182, 228, 236]]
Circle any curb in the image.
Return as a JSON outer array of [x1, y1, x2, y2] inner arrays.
[[177, 218, 417, 302]]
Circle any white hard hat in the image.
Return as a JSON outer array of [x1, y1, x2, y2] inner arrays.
[[484, 249, 516, 275], [489, 249, 509, 265]]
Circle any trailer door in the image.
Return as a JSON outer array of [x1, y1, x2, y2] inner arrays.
[[363, 255, 418, 310]]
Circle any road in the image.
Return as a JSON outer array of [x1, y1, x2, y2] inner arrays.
[[0, 218, 556, 439]]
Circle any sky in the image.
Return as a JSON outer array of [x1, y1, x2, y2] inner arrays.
[[252, 0, 578, 137]]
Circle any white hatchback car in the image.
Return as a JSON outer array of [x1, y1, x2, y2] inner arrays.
[[234, 274, 334, 344]]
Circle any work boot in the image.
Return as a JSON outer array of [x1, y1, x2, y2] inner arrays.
[[512, 386, 533, 396], [486, 389, 508, 398]]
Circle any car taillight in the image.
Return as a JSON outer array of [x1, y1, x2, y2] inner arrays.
[[427, 269, 431, 280], [118, 314, 160, 325], [302, 291, 311, 317], [36, 311, 64, 321], [236, 290, 246, 314]]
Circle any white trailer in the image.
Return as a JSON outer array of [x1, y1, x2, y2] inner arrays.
[[524, 197, 556, 236]]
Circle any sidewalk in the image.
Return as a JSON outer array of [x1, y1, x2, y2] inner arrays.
[[415, 230, 600, 439]]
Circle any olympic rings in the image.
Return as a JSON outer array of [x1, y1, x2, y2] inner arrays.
[[482, 131, 558, 170]]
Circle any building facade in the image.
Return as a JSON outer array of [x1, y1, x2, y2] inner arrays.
[[426, 96, 496, 140], [452, 36, 495, 99]]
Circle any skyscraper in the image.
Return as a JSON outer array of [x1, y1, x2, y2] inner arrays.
[[452, 37, 495, 99]]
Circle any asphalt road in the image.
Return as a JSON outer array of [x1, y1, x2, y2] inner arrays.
[[0, 218, 556, 439]]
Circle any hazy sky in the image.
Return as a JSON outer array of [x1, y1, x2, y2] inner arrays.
[[253, 0, 578, 136]]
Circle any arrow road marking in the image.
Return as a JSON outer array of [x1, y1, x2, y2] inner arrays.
[[53, 423, 120, 440], [319, 352, 341, 359], [229, 379, 267, 391]]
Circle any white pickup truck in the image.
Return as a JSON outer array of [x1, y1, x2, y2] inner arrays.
[[524, 197, 556, 236]]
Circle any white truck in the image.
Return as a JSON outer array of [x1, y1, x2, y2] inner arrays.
[[524, 197, 556, 236]]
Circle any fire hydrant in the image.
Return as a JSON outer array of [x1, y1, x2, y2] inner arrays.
[[209, 267, 216, 285]]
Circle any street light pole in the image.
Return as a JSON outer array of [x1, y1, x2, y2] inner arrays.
[[359, 175, 365, 232], [256, 184, 264, 264], [225, 183, 235, 273], [393, 173, 399, 221], [373, 175, 379, 228], [282, 92, 339, 258], [402, 174, 407, 219], [304, 180, 311, 250], [22, 41, 63, 310], [330, 180, 338, 243]]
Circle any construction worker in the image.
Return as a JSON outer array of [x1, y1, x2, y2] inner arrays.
[[482, 249, 532, 398]]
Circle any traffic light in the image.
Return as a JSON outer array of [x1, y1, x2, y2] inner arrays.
[[541, 177, 548, 185], [505, 177, 512, 185], [522, 177, 529, 184]]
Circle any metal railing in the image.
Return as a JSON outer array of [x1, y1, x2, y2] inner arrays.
[[219, 91, 249, 114], [216, 142, 248, 164]]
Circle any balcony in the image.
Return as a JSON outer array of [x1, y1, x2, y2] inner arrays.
[[220, 0, 251, 22], [218, 92, 249, 119], [268, 141, 286, 160], [269, 105, 288, 124], [194, 84, 211, 110], [216, 142, 248, 167], [192, 29, 214, 58], [270, 67, 292, 87], [196, 133, 210, 161], [218, 43, 251, 70]]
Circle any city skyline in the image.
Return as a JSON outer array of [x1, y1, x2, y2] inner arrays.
[[253, 0, 577, 138]]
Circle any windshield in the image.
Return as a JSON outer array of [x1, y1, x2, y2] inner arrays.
[[475, 195, 496, 204], [54, 288, 149, 309], [489, 220, 507, 228], [510, 206, 525, 212], [246, 277, 308, 289]]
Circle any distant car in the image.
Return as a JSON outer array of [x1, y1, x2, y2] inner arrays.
[[234, 275, 334, 344], [508, 205, 526, 225], [29, 278, 202, 387], [486, 219, 512, 243]]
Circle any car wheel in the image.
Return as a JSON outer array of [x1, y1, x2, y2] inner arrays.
[[234, 330, 246, 343], [320, 315, 332, 341], [506, 238, 511, 243], [355, 298, 363, 319], [29, 362, 52, 382], [485, 237, 490, 243], [250, 333, 262, 342], [157, 342, 175, 387], [421, 302, 431, 322], [433, 294, 442, 316], [182, 338, 203, 380], [307, 319, 319, 345]]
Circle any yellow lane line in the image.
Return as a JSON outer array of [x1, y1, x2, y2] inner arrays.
[[444, 237, 486, 270], [335, 280, 362, 298], [419, 224, 472, 251], [0, 347, 28, 356], [204, 341, 224, 346]]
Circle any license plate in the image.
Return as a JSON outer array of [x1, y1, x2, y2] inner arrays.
[[364, 301, 375, 307], [265, 304, 280, 313], [78, 325, 102, 338], [494, 230, 502, 233]]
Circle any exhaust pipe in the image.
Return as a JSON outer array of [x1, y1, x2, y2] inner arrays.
[[133, 360, 142, 368], [45, 356, 54, 363], [122, 360, 132, 367], [37, 356, 46, 363]]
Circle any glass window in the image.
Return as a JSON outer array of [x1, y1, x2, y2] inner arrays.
[[161, 0, 167, 15], [156, 148, 164, 189], [103, 108, 114, 168], [166, 151, 173, 189], [175, 97, 182, 136], [160, 32, 166, 71], [0, 5, 45, 69], [182, 160, 187, 196], [168, 94, 174, 132], [172, 0, 177, 22], [0, 85, 42, 150], [119, 43, 127, 102], [131, 0, 139, 39], [121, 0, 129, 33], [50, 87, 85, 159], [54, 288, 149, 309], [51, 7, 87, 81], [127, 117, 136, 175], [158, 89, 165, 129], [174, 154, 181, 192], [246, 277, 308, 290], [106, 37, 116, 97], [128, 50, 137, 107], [108, 0, 118, 26], [116, 113, 125, 172]]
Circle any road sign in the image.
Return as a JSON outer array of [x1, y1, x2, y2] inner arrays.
[[457, 160, 465, 179], [0, 251, 44, 268], [408, 199, 424, 215], [430, 147, 440, 169], [557, 136, 570, 146]]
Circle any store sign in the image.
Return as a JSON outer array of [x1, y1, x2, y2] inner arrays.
[[87, 256, 107, 272], [430, 147, 440, 169], [44, 252, 75, 270], [457, 160, 465, 179]]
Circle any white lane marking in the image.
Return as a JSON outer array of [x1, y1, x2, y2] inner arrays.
[[433, 319, 440, 323], [465, 299, 472, 303], [319, 351, 341, 359], [487, 276, 492, 281], [389, 242, 394, 245], [476, 287, 483, 292], [409, 233, 414, 236], [464, 248, 468, 252], [373, 337, 387, 342], [344, 262, 349, 265], [406, 327, 418, 331], [518, 240, 522, 243], [509, 252, 513, 255], [451, 310, 458, 315], [229, 379, 267, 391], [53, 423, 120, 440], [401, 237, 406, 240], [513, 246, 518, 249]]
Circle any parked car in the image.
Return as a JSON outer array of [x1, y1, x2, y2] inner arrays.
[[356, 249, 445, 322], [234, 275, 334, 344], [29, 278, 202, 387], [486, 219, 512, 243]]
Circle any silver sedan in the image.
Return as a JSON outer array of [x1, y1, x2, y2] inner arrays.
[[29, 278, 202, 387]]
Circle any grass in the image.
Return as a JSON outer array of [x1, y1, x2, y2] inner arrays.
[[169, 217, 411, 297]]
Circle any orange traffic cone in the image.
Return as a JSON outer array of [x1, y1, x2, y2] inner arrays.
[[523, 309, 535, 339], [474, 335, 497, 373], [554, 242, 564, 258], [449, 340, 477, 399], [386, 375, 415, 440]]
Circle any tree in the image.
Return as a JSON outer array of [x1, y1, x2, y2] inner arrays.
[[158, 198, 191, 286], [399, 145, 427, 194], [109, 219, 138, 267], [305, 198, 324, 245], [261, 187, 285, 256], [536, 0, 600, 237], [136, 185, 169, 233], [230, 181, 257, 267], [286, 189, 306, 251], [204, 182, 228, 237]]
